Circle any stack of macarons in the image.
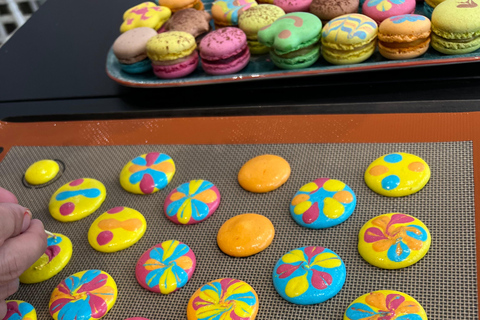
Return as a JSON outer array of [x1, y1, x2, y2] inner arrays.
[[111, 0, 480, 79]]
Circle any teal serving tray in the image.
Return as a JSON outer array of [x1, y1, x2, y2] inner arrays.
[[106, 2, 480, 88]]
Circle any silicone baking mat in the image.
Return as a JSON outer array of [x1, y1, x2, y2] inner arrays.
[[2, 142, 477, 319]]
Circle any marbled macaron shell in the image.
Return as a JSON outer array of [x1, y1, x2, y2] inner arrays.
[[310, 0, 360, 23], [258, 12, 322, 55], [362, 0, 416, 24], [273, 0, 312, 12], [113, 27, 158, 64], [163, 8, 212, 38]]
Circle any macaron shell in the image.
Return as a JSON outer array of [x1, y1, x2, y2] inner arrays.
[[159, 0, 202, 11], [237, 154, 291, 193], [5, 300, 37, 320], [273, 0, 312, 12], [378, 14, 431, 59], [322, 14, 377, 45], [343, 290, 428, 320], [24, 159, 60, 185], [362, 0, 416, 24], [164, 8, 212, 37], [258, 12, 323, 55], [211, 0, 258, 26], [238, 4, 286, 39], [310, 0, 360, 22], [199, 27, 248, 59], [147, 31, 197, 62], [121, 2, 172, 33], [113, 27, 158, 63], [270, 43, 321, 68], [153, 51, 199, 78]]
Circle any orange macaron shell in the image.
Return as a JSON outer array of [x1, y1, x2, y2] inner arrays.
[[159, 0, 204, 12], [217, 213, 275, 257], [378, 14, 431, 60], [237, 154, 291, 193]]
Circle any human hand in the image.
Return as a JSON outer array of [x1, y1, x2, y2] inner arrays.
[[0, 187, 48, 319]]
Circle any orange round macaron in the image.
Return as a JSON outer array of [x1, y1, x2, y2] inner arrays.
[[378, 14, 431, 60], [238, 154, 291, 193], [158, 0, 204, 12], [217, 213, 275, 257]]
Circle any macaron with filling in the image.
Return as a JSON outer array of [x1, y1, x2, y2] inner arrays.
[[160, 8, 212, 44], [322, 13, 378, 65], [258, 12, 323, 69], [310, 0, 360, 24], [158, 0, 204, 12], [431, 0, 480, 55], [378, 14, 431, 59], [199, 27, 251, 75], [113, 27, 158, 74], [238, 5, 286, 54], [362, 0, 415, 24], [146, 31, 199, 79], [211, 0, 258, 28], [273, 0, 312, 12]]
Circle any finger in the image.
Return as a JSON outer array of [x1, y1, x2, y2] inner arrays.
[[0, 187, 17, 204], [0, 203, 32, 246], [0, 279, 19, 300], [0, 300, 6, 320], [0, 219, 47, 284]]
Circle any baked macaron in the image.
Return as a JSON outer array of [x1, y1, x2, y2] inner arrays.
[[378, 14, 431, 59], [362, 0, 415, 24], [423, 0, 446, 19], [113, 27, 158, 74], [431, 0, 480, 55], [310, 0, 360, 24], [199, 27, 251, 75], [158, 0, 204, 12], [120, 2, 171, 33], [322, 13, 378, 65], [211, 0, 258, 28], [238, 5, 286, 54], [258, 12, 323, 69], [273, 0, 312, 12], [161, 8, 212, 42], [146, 31, 199, 78]]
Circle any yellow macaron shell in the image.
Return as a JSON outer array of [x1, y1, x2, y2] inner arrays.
[[19, 233, 72, 284], [88, 206, 147, 253], [237, 154, 291, 193], [217, 213, 275, 257], [121, 2, 172, 33], [378, 15, 431, 60], [25, 159, 60, 185], [321, 14, 378, 65], [344, 290, 428, 320], [364, 152, 430, 197], [146, 31, 197, 62], [358, 213, 431, 269], [159, 0, 203, 11], [49, 178, 107, 222]]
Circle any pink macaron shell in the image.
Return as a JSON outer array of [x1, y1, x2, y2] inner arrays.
[[201, 48, 250, 75], [135, 242, 196, 294], [362, 0, 416, 24], [152, 51, 199, 79], [273, 0, 312, 12]]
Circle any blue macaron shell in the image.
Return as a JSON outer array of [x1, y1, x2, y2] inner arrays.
[[272, 246, 346, 305], [121, 59, 152, 74], [290, 178, 357, 229], [423, 2, 434, 19]]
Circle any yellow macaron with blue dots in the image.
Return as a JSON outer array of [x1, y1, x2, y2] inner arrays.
[[364, 152, 430, 197]]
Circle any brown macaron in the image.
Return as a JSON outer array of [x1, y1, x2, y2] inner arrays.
[[163, 8, 212, 38], [113, 27, 158, 64], [310, 0, 359, 23]]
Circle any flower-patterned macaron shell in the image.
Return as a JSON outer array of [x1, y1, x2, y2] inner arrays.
[[358, 213, 431, 269], [290, 178, 356, 229], [4, 300, 37, 320], [187, 278, 259, 320], [273, 246, 346, 305], [164, 180, 221, 225], [49, 270, 117, 320], [120, 152, 175, 195], [135, 240, 196, 294], [344, 290, 428, 320]]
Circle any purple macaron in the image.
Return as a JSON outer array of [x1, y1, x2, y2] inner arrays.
[[199, 27, 250, 75], [362, 0, 416, 24]]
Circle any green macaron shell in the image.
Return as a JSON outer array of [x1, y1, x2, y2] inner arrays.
[[270, 44, 321, 69], [431, 0, 480, 54], [258, 12, 322, 55]]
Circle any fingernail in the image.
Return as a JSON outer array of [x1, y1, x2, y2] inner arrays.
[[21, 209, 32, 233]]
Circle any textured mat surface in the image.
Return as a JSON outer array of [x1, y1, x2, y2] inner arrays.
[[1, 142, 477, 320]]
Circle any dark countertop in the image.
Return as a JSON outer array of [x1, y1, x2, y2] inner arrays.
[[0, 0, 479, 121]]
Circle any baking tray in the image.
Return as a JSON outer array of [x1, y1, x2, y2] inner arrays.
[[105, 1, 480, 88]]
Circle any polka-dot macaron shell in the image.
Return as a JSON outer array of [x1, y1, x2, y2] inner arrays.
[[364, 152, 431, 197]]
